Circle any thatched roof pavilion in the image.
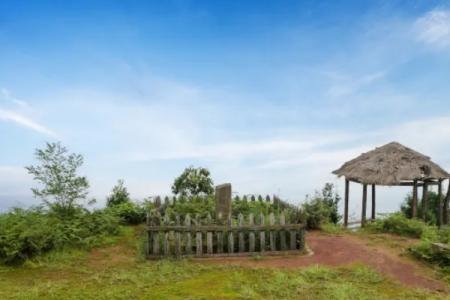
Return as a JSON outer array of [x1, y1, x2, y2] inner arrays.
[[333, 142, 450, 226]]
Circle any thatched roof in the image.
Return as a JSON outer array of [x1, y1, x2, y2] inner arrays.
[[333, 142, 450, 185]]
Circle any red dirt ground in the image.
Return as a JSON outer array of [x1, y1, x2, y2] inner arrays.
[[201, 231, 447, 292]]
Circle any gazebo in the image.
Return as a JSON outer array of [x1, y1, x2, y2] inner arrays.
[[333, 142, 450, 227]]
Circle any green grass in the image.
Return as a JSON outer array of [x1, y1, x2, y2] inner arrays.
[[0, 227, 446, 300]]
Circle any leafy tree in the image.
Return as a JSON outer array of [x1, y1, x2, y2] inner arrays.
[[401, 191, 441, 225], [106, 179, 130, 207], [171, 166, 214, 197], [26, 142, 89, 217], [321, 183, 341, 224]]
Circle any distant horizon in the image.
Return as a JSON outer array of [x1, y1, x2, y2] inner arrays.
[[1, 0, 450, 218]]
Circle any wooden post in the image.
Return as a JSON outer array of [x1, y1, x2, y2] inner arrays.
[[184, 214, 192, 255], [163, 214, 170, 256], [146, 211, 151, 257], [238, 214, 245, 253], [269, 212, 276, 251], [152, 213, 161, 256], [175, 215, 181, 257], [344, 179, 349, 227], [422, 182, 429, 222], [248, 213, 255, 252], [371, 184, 376, 220], [445, 180, 450, 225], [227, 215, 234, 254], [280, 212, 287, 250], [259, 213, 265, 252], [195, 215, 202, 256], [216, 212, 223, 254], [438, 180, 443, 227], [412, 180, 418, 218], [361, 184, 367, 226], [206, 214, 213, 254]]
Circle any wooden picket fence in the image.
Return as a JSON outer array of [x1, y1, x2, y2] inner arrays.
[[145, 212, 305, 258]]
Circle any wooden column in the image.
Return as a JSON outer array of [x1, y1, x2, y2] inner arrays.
[[371, 184, 376, 220], [344, 179, 349, 227], [438, 179, 443, 227], [422, 181, 429, 222], [361, 184, 367, 226], [444, 180, 450, 225], [412, 180, 418, 218]]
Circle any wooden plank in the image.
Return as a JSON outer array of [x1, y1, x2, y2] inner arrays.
[[248, 213, 255, 252], [269, 213, 276, 251], [146, 224, 304, 232], [228, 215, 234, 254], [175, 215, 181, 257], [412, 180, 418, 218], [152, 231, 160, 256], [206, 214, 213, 254], [280, 212, 287, 250], [163, 214, 170, 256], [217, 230, 223, 254], [259, 213, 265, 252], [289, 230, 296, 250], [238, 214, 245, 252], [184, 214, 192, 255], [195, 215, 202, 256]]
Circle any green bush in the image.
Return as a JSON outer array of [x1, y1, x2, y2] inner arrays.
[[400, 191, 442, 225], [107, 201, 146, 225], [365, 213, 429, 238], [0, 207, 120, 265]]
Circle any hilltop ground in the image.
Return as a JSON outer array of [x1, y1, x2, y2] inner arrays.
[[0, 227, 448, 300]]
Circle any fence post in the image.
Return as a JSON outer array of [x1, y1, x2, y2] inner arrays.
[[175, 215, 181, 257], [163, 214, 170, 256], [238, 213, 245, 252], [152, 212, 161, 256], [249, 213, 255, 252], [259, 213, 265, 252], [195, 214, 203, 256], [206, 213, 213, 255], [269, 212, 276, 251], [217, 212, 224, 254], [184, 214, 192, 255], [279, 212, 287, 250], [146, 211, 151, 257], [227, 214, 234, 254], [289, 212, 296, 250]]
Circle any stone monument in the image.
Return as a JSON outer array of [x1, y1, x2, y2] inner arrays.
[[215, 183, 232, 219]]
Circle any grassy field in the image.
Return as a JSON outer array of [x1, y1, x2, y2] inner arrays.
[[0, 227, 447, 300]]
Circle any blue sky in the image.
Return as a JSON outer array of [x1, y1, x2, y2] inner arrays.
[[1, 0, 450, 219]]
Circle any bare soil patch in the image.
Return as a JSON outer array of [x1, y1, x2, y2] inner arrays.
[[201, 231, 447, 292]]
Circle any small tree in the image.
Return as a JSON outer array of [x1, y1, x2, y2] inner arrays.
[[321, 183, 341, 224], [171, 166, 214, 197], [26, 142, 89, 217], [106, 179, 130, 207]]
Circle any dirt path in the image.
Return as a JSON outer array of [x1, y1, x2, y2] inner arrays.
[[202, 231, 447, 292]]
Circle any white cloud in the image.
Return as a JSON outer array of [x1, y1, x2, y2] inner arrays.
[[0, 108, 57, 138], [415, 9, 450, 49], [0, 88, 30, 109], [326, 70, 386, 97]]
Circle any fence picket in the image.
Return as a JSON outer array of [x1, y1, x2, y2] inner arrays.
[[184, 214, 192, 255], [175, 215, 181, 257], [206, 214, 213, 254], [249, 213, 255, 252], [269, 212, 276, 251], [152, 213, 161, 256], [228, 215, 234, 254], [259, 213, 265, 252], [238, 214, 245, 252], [163, 214, 170, 256], [195, 215, 203, 256], [280, 212, 287, 250]]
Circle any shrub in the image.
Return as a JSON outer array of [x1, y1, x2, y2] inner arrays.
[[365, 213, 429, 238], [106, 179, 131, 207], [107, 201, 146, 225], [400, 191, 441, 225], [0, 207, 120, 265]]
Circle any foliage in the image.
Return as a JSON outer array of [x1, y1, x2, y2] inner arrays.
[[106, 179, 130, 207], [25, 142, 90, 217], [409, 225, 450, 269], [107, 201, 147, 225], [301, 183, 342, 229], [0, 207, 120, 265], [171, 166, 214, 197], [164, 195, 215, 219], [400, 191, 443, 225], [365, 212, 429, 238]]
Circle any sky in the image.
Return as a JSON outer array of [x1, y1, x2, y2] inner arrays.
[[1, 0, 450, 219]]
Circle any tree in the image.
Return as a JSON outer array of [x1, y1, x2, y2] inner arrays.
[[106, 179, 130, 207], [321, 183, 341, 224], [26, 142, 89, 216], [171, 166, 214, 197]]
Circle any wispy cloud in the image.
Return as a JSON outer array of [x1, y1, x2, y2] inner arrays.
[[325, 70, 386, 97], [415, 9, 450, 49], [0, 88, 30, 109], [0, 108, 57, 137]]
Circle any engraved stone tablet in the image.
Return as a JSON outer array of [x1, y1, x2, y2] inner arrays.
[[215, 183, 232, 219]]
